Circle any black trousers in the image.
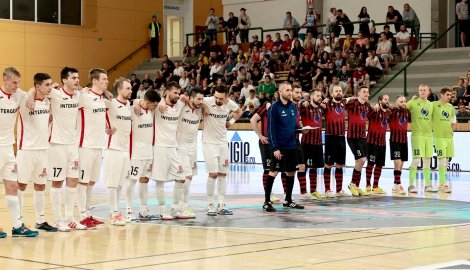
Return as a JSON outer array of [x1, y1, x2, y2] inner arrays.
[[150, 37, 159, 58]]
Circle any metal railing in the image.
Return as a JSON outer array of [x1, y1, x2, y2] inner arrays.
[[107, 41, 150, 73], [369, 21, 458, 99]]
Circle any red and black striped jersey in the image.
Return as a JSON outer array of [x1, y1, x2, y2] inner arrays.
[[366, 109, 390, 146], [346, 99, 371, 139], [255, 103, 269, 138], [324, 99, 347, 136], [300, 103, 323, 145], [389, 107, 411, 143], [295, 102, 301, 140]]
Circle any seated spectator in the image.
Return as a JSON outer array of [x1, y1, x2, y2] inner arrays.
[[360, 38, 373, 61], [428, 88, 439, 101], [368, 26, 380, 49], [240, 79, 254, 99], [454, 78, 468, 105], [242, 89, 260, 113], [314, 32, 325, 49], [258, 91, 270, 105], [250, 35, 263, 50], [273, 32, 283, 47], [457, 103, 470, 122], [141, 74, 154, 89], [250, 46, 261, 62], [172, 61, 185, 82], [264, 34, 274, 51], [179, 71, 190, 90], [383, 25, 398, 53], [317, 51, 330, 69], [259, 46, 272, 61], [201, 79, 212, 96], [237, 66, 251, 83], [342, 34, 353, 56], [209, 60, 224, 82], [162, 55, 175, 69], [229, 79, 242, 95], [225, 69, 238, 86], [376, 33, 393, 73], [303, 32, 315, 48], [329, 75, 347, 93], [250, 66, 263, 86], [336, 9, 354, 36], [260, 54, 274, 70], [234, 56, 248, 71], [185, 48, 199, 65], [130, 73, 141, 99], [303, 42, 314, 59], [312, 67, 326, 87], [386, 5, 403, 33], [333, 51, 344, 71], [154, 70, 166, 90], [365, 50, 383, 81], [352, 64, 370, 91], [316, 39, 332, 55], [346, 52, 360, 70], [196, 60, 210, 84], [287, 66, 299, 84], [337, 65, 353, 95], [161, 61, 174, 81], [287, 55, 300, 70], [317, 81, 328, 98], [236, 50, 248, 63], [396, 24, 410, 61], [198, 52, 209, 65], [283, 11, 301, 38], [282, 34, 293, 53], [257, 75, 277, 98], [290, 39, 304, 60], [227, 38, 239, 54], [195, 37, 209, 55], [263, 66, 275, 80], [271, 46, 286, 71], [402, 3, 420, 37], [324, 62, 337, 84], [136, 84, 147, 100], [327, 31, 339, 51], [186, 77, 197, 93], [355, 32, 367, 48]]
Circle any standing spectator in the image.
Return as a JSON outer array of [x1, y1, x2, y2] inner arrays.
[[376, 33, 393, 73], [336, 9, 354, 36], [358, 7, 370, 37], [403, 3, 420, 38], [227, 12, 239, 42], [130, 73, 141, 100], [238, 8, 251, 43], [327, 7, 339, 36], [283, 12, 301, 39], [396, 24, 410, 61], [303, 5, 317, 37], [148, 15, 161, 58], [206, 8, 219, 41], [218, 16, 228, 43], [456, 0, 469, 47], [386, 6, 403, 33]]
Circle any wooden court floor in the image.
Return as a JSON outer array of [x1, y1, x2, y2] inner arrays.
[[0, 166, 469, 270]]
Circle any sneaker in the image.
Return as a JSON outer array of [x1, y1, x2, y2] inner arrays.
[[357, 187, 370, 196], [12, 225, 38, 237], [160, 208, 174, 221], [300, 192, 317, 201], [54, 221, 71, 232], [0, 228, 6, 238], [207, 204, 217, 216], [336, 189, 351, 197], [348, 183, 359, 196], [125, 212, 137, 223], [89, 216, 105, 226], [270, 193, 283, 204], [109, 212, 126, 226], [217, 204, 234, 215], [263, 202, 276, 212], [425, 185, 438, 193], [366, 186, 372, 194], [392, 184, 406, 195], [181, 208, 196, 219], [408, 185, 418, 193], [66, 218, 88, 230], [79, 217, 97, 229], [312, 191, 326, 199], [439, 184, 452, 193], [283, 201, 305, 209], [325, 190, 336, 198], [372, 187, 387, 195], [173, 209, 192, 219], [35, 222, 58, 232], [138, 209, 159, 220]]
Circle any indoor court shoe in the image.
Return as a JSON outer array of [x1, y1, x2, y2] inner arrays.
[[439, 184, 452, 193], [89, 216, 105, 225], [263, 202, 276, 212], [372, 187, 387, 195], [283, 201, 305, 209], [366, 186, 372, 194], [55, 221, 71, 232], [424, 185, 438, 193], [300, 192, 317, 201], [159, 208, 174, 220], [79, 217, 97, 229], [35, 222, 58, 232], [125, 212, 137, 223], [138, 209, 159, 220], [336, 189, 351, 197], [357, 187, 370, 196], [66, 218, 88, 230], [12, 225, 38, 237], [312, 191, 326, 199], [217, 204, 234, 215], [408, 185, 418, 193], [325, 190, 335, 198], [207, 204, 217, 216], [172, 209, 190, 219], [392, 184, 407, 195], [181, 208, 196, 219], [0, 228, 6, 238], [270, 193, 283, 204], [110, 212, 126, 226], [348, 183, 359, 196]]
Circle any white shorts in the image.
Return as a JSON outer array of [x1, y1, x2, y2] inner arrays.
[[177, 148, 198, 178], [380, 54, 393, 61], [78, 148, 102, 184], [202, 143, 229, 174], [129, 159, 152, 180], [0, 145, 17, 181], [17, 149, 48, 185], [103, 149, 130, 188], [152, 146, 183, 182], [49, 144, 79, 181]]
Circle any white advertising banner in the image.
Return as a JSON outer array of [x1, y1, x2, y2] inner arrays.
[[196, 131, 469, 171]]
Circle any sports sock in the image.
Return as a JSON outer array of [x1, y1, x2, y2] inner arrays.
[[285, 175, 295, 202], [324, 167, 331, 191], [77, 184, 88, 219], [182, 179, 191, 208], [352, 169, 362, 187], [108, 187, 118, 214], [138, 182, 148, 211], [409, 167, 417, 186], [86, 185, 93, 215], [335, 168, 343, 193], [50, 187, 63, 223], [438, 167, 447, 185], [423, 168, 431, 186], [309, 169, 318, 192], [264, 175, 275, 203], [281, 172, 287, 194], [373, 166, 383, 188], [217, 175, 227, 205], [126, 179, 137, 211], [262, 170, 269, 190], [18, 189, 24, 219], [206, 176, 216, 204], [297, 171, 307, 194], [34, 190, 45, 224], [6, 195, 22, 229], [64, 186, 76, 219], [172, 181, 184, 210], [156, 181, 165, 206], [117, 185, 122, 211], [393, 170, 402, 184], [365, 163, 374, 187]]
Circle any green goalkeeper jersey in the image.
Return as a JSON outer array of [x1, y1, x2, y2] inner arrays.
[[406, 98, 433, 136], [432, 101, 455, 138]]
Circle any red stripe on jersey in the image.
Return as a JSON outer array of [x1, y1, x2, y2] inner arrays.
[[346, 99, 371, 139], [295, 102, 301, 140], [129, 129, 133, 159], [152, 115, 156, 146], [256, 104, 269, 137], [300, 103, 323, 145], [324, 100, 346, 136], [19, 113, 24, 150], [48, 119, 53, 143], [0, 87, 12, 99], [367, 109, 390, 146], [105, 111, 112, 148], [79, 108, 85, 147], [389, 108, 410, 143]]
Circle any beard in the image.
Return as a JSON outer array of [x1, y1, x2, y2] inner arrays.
[[334, 95, 342, 101], [381, 103, 389, 109]]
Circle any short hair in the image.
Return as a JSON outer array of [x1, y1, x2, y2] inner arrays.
[[356, 85, 368, 95], [278, 81, 291, 91], [209, 8, 215, 11], [113, 77, 130, 91], [286, 11, 292, 15], [166, 81, 181, 91], [144, 89, 161, 103], [396, 95, 405, 100], [3, 67, 21, 79], [60, 67, 78, 82], [249, 89, 255, 93], [89, 68, 107, 82], [190, 87, 204, 97], [214, 85, 228, 95], [310, 89, 321, 95], [378, 94, 388, 102], [418, 83, 430, 91], [34, 73, 51, 86], [293, 86, 302, 92], [458, 102, 465, 107], [131, 73, 137, 77], [440, 87, 452, 94]]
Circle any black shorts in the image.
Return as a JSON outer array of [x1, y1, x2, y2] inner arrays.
[[296, 140, 305, 165], [347, 138, 368, 160], [459, 19, 469, 33], [367, 144, 386, 166], [324, 135, 346, 165], [302, 144, 324, 168], [259, 141, 272, 170], [270, 148, 298, 172], [390, 142, 409, 162]]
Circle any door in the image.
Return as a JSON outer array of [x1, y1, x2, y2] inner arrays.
[[168, 17, 183, 57]]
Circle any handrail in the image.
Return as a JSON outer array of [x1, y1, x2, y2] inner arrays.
[[186, 27, 264, 45], [107, 41, 150, 73], [369, 21, 458, 99]]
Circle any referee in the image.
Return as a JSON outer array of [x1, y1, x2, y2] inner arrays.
[[264, 82, 304, 212]]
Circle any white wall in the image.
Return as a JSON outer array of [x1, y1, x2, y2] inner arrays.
[[163, 0, 193, 56], [183, 0, 194, 45], [322, 0, 432, 33]]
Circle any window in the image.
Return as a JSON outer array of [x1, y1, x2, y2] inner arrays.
[[0, 0, 10, 19], [13, 0, 34, 21], [38, 0, 58, 23], [61, 0, 81, 25]]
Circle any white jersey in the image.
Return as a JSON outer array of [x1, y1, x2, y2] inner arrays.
[[49, 88, 80, 145], [77, 90, 107, 149], [177, 104, 202, 150], [202, 97, 239, 144], [154, 99, 185, 147], [17, 96, 50, 150], [131, 105, 155, 160], [106, 99, 131, 151], [0, 88, 24, 146]]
